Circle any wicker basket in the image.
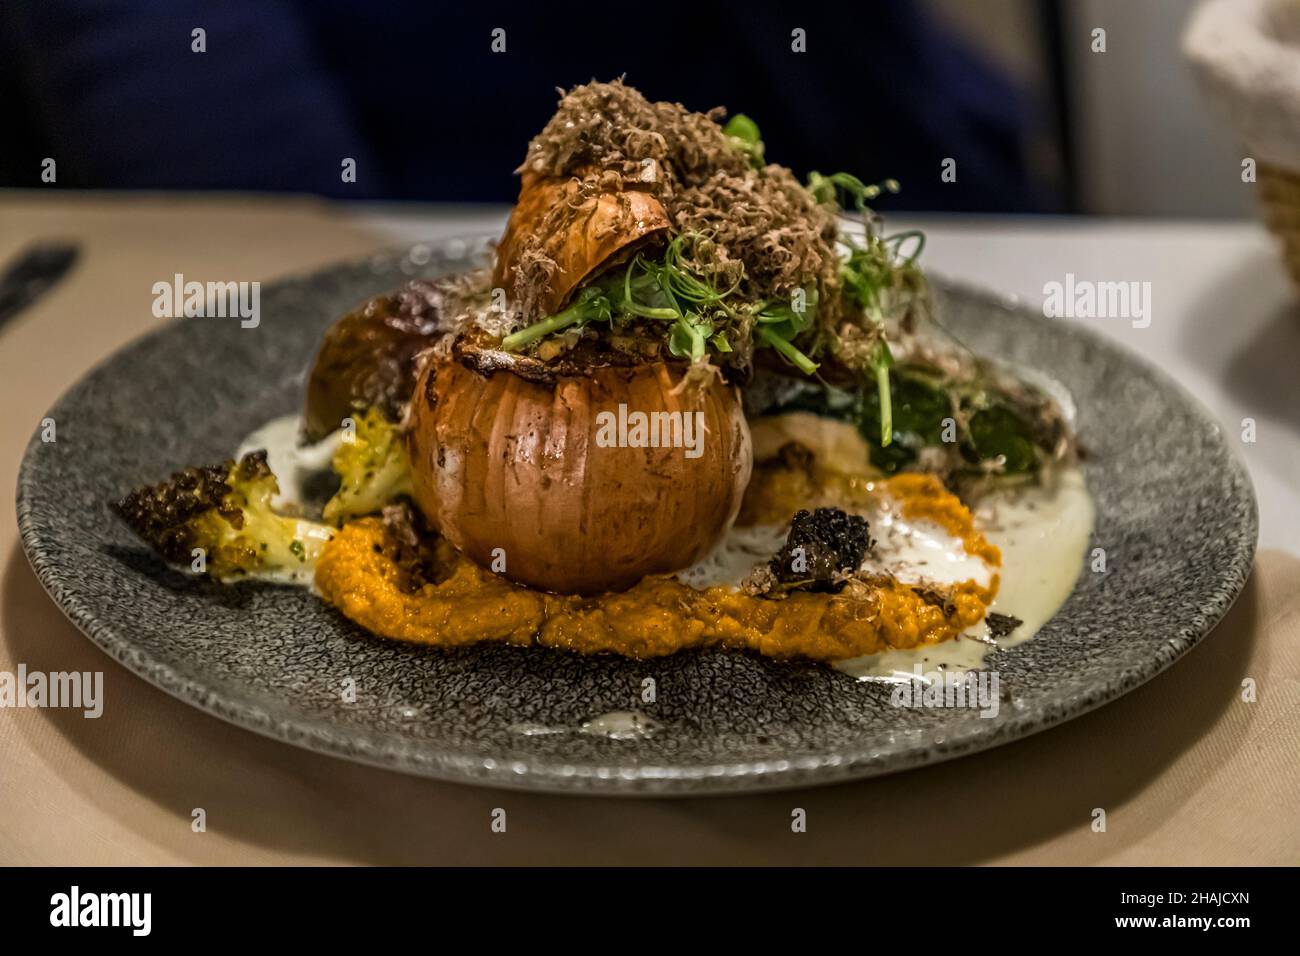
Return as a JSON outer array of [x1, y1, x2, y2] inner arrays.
[[1185, 0, 1300, 293]]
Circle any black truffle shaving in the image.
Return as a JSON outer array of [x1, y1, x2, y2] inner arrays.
[[769, 507, 873, 593], [985, 612, 1023, 639]]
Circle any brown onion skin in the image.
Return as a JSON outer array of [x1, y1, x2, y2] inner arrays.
[[493, 172, 670, 319], [407, 356, 751, 595], [302, 281, 448, 443]]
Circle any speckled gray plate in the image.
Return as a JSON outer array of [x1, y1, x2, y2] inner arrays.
[[16, 236, 1257, 794]]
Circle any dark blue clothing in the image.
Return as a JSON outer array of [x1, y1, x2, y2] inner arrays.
[[0, 0, 1053, 211]]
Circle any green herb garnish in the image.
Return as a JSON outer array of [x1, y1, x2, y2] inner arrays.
[[502, 232, 818, 373], [724, 113, 765, 168]]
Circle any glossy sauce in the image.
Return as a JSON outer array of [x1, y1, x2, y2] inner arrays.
[[836, 466, 1093, 679], [236, 413, 340, 513]]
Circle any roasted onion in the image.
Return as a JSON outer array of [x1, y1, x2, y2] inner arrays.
[[493, 171, 670, 320], [407, 352, 751, 594]]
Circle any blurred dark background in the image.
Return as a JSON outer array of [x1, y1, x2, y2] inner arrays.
[[0, 0, 1248, 216]]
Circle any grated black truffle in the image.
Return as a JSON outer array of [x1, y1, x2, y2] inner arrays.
[[769, 507, 873, 593], [511, 79, 841, 326]]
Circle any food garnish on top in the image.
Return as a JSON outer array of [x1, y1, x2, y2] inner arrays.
[[492, 79, 912, 420]]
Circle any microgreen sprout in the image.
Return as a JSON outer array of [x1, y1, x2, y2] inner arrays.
[[499, 285, 612, 352], [723, 113, 765, 168], [807, 171, 900, 211], [501, 232, 818, 373]]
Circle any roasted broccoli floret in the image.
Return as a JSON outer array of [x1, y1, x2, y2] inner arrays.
[[769, 507, 873, 593], [323, 407, 414, 525], [114, 450, 334, 581]]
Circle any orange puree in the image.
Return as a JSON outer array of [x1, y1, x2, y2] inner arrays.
[[315, 470, 1000, 662]]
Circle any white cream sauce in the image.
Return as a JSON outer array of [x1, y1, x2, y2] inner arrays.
[[683, 411, 1001, 595], [232, 414, 342, 587], [860, 500, 994, 590], [836, 465, 1094, 680], [236, 413, 341, 513], [510, 710, 662, 740], [677, 496, 996, 593], [683, 409, 1094, 680], [677, 525, 789, 589], [580, 710, 663, 740]]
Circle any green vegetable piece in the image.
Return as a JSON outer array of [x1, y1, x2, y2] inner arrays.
[[857, 372, 949, 470], [324, 407, 415, 524], [114, 451, 334, 580], [968, 405, 1039, 474]]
